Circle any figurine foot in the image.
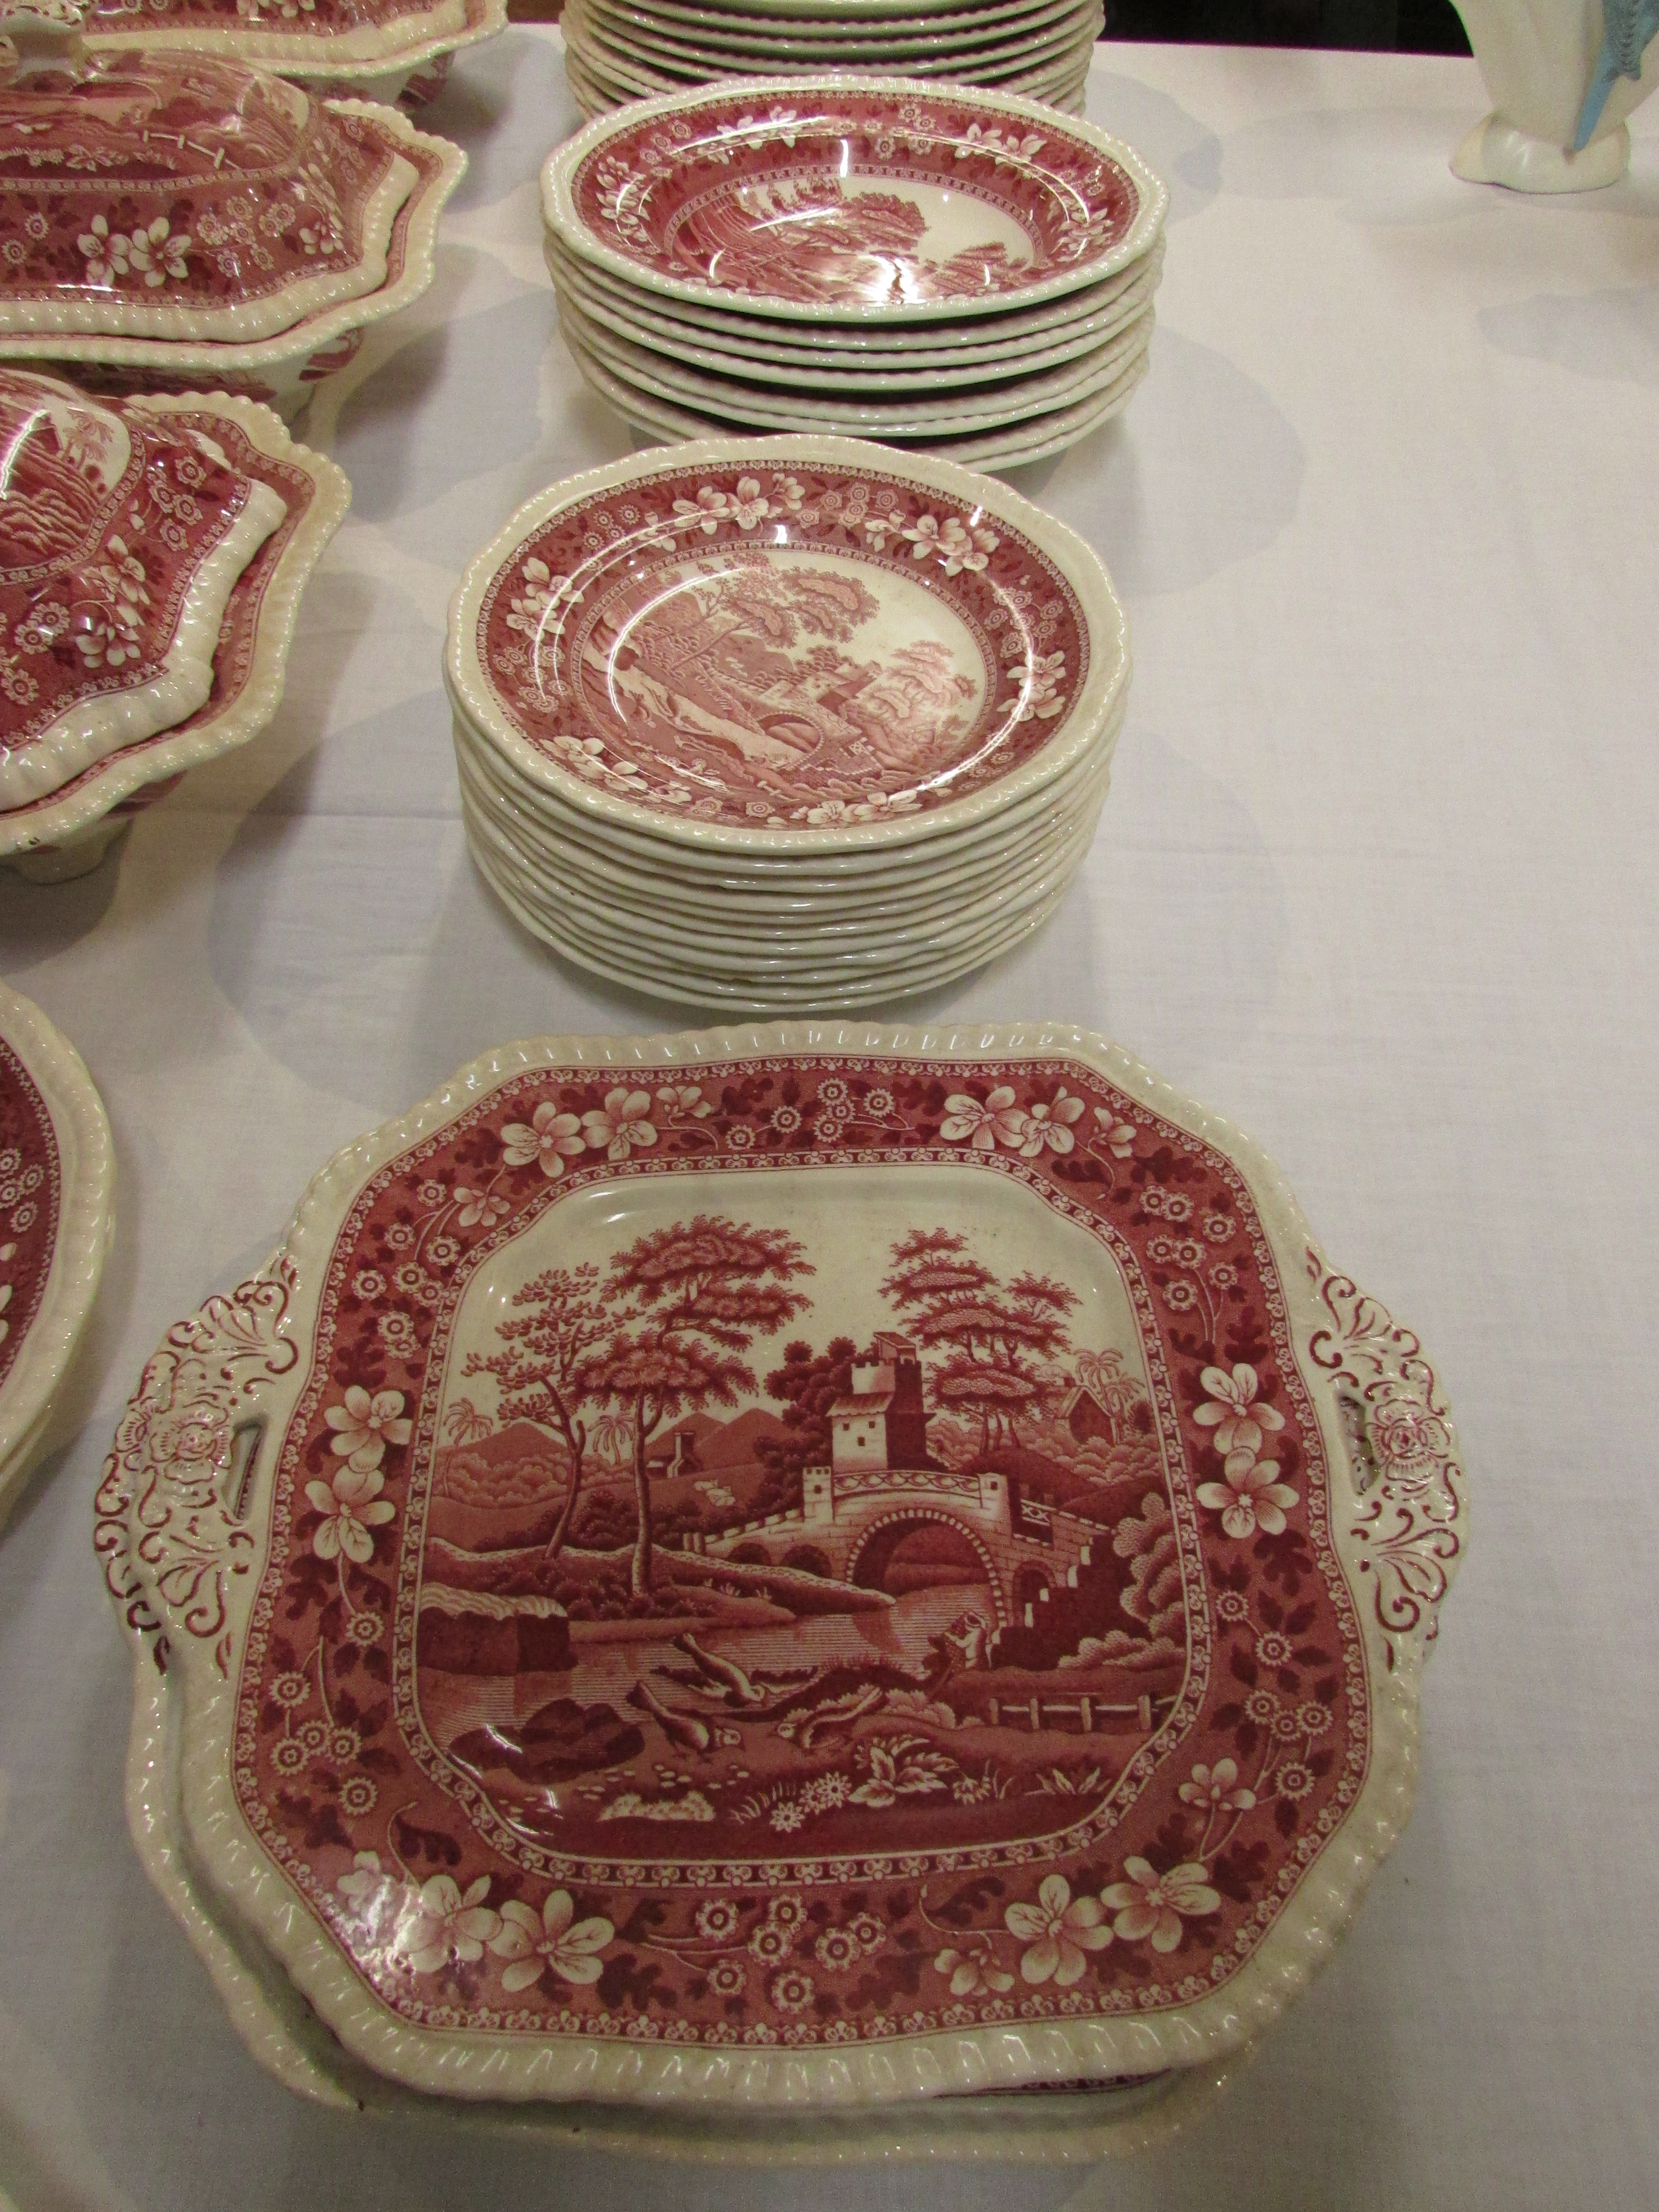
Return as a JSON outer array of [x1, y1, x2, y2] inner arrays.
[[1452, 114, 1631, 192]]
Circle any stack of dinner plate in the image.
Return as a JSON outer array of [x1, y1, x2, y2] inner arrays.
[[445, 434, 1130, 1013], [541, 80, 1167, 471], [560, 0, 1102, 116]]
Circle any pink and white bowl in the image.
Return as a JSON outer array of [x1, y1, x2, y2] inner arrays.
[[0, 366, 349, 878], [0, 10, 465, 415], [94, 1019, 1465, 2136]]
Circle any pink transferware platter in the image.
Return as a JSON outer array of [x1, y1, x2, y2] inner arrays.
[[541, 81, 1167, 325], [96, 1020, 1466, 2126], [0, 9, 465, 414], [0, 367, 349, 876], [0, 978, 111, 1520]]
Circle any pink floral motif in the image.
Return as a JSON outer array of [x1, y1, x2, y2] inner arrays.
[[1094, 1106, 1136, 1158], [1100, 1860, 1220, 1952], [933, 1945, 1014, 1997], [938, 1085, 1025, 1151], [1177, 1759, 1257, 1815], [490, 1890, 614, 1992], [502, 1102, 587, 1178], [454, 1186, 510, 1229], [581, 1089, 657, 1159], [324, 1384, 411, 1473], [1004, 1874, 1113, 1984], [1193, 1363, 1286, 1463], [1196, 1457, 1299, 1540], [304, 1463, 395, 1565], [673, 479, 772, 533], [1006, 1088, 1086, 1158], [397, 1874, 501, 1974]]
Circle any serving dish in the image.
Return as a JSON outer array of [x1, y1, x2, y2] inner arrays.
[[0, 373, 349, 876], [95, 1018, 1466, 2112], [79, 0, 506, 107], [0, 368, 287, 812], [0, 980, 112, 1519], [0, 11, 465, 415]]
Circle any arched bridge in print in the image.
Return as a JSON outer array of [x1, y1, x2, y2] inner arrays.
[[685, 1465, 1097, 1629]]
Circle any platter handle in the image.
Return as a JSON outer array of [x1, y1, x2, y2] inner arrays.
[[1304, 1251, 1469, 1671], [94, 1259, 300, 1677]]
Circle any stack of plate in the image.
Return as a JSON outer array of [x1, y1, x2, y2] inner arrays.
[[445, 434, 1129, 1013], [541, 80, 1167, 470], [560, 0, 1102, 117]]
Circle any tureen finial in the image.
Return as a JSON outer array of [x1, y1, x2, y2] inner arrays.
[[0, 1, 87, 82]]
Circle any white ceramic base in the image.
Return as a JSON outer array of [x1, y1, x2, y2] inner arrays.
[[0, 819, 131, 884], [1451, 113, 1630, 191]]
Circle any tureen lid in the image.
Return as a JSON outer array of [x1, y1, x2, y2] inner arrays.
[[96, 1021, 1466, 2109], [0, 366, 289, 808], [79, 0, 506, 75], [0, 9, 429, 343]]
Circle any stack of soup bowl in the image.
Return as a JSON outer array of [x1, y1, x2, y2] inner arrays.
[[541, 81, 1166, 470], [560, 0, 1102, 116], [444, 434, 1130, 1013]]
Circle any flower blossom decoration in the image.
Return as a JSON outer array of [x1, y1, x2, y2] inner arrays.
[[1194, 1362, 1286, 1464], [324, 1384, 411, 1473], [490, 1889, 613, 1991], [673, 479, 772, 532], [1196, 1455, 1300, 1540], [1007, 1087, 1086, 1158], [938, 1085, 1026, 1151], [933, 1943, 1014, 1998], [1004, 1874, 1113, 1984], [1100, 1859, 1220, 1953], [1177, 1758, 1257, 1815], [397, 1874, 501, 1974], [455, 1185, 511, 1229], [1094, 1106, 1137, 1158], [305, 1461, 395, 1565], [582, 1089, 657, 1159], [502, 1101, 587, 1178]]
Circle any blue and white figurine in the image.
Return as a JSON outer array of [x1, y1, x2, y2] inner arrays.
[[1452, 0, 1656, 189]]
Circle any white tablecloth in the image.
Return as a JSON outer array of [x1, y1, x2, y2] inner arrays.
[[0, 30, 1652, 2210]]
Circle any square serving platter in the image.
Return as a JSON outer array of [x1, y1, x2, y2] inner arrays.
[[97, 1022, 1465, 2113]]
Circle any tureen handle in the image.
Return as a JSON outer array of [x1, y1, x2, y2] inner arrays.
[[1304, 1250, 1469, 1673], [0, 1, 86, 80], [94, 1259, 301, 1679]]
